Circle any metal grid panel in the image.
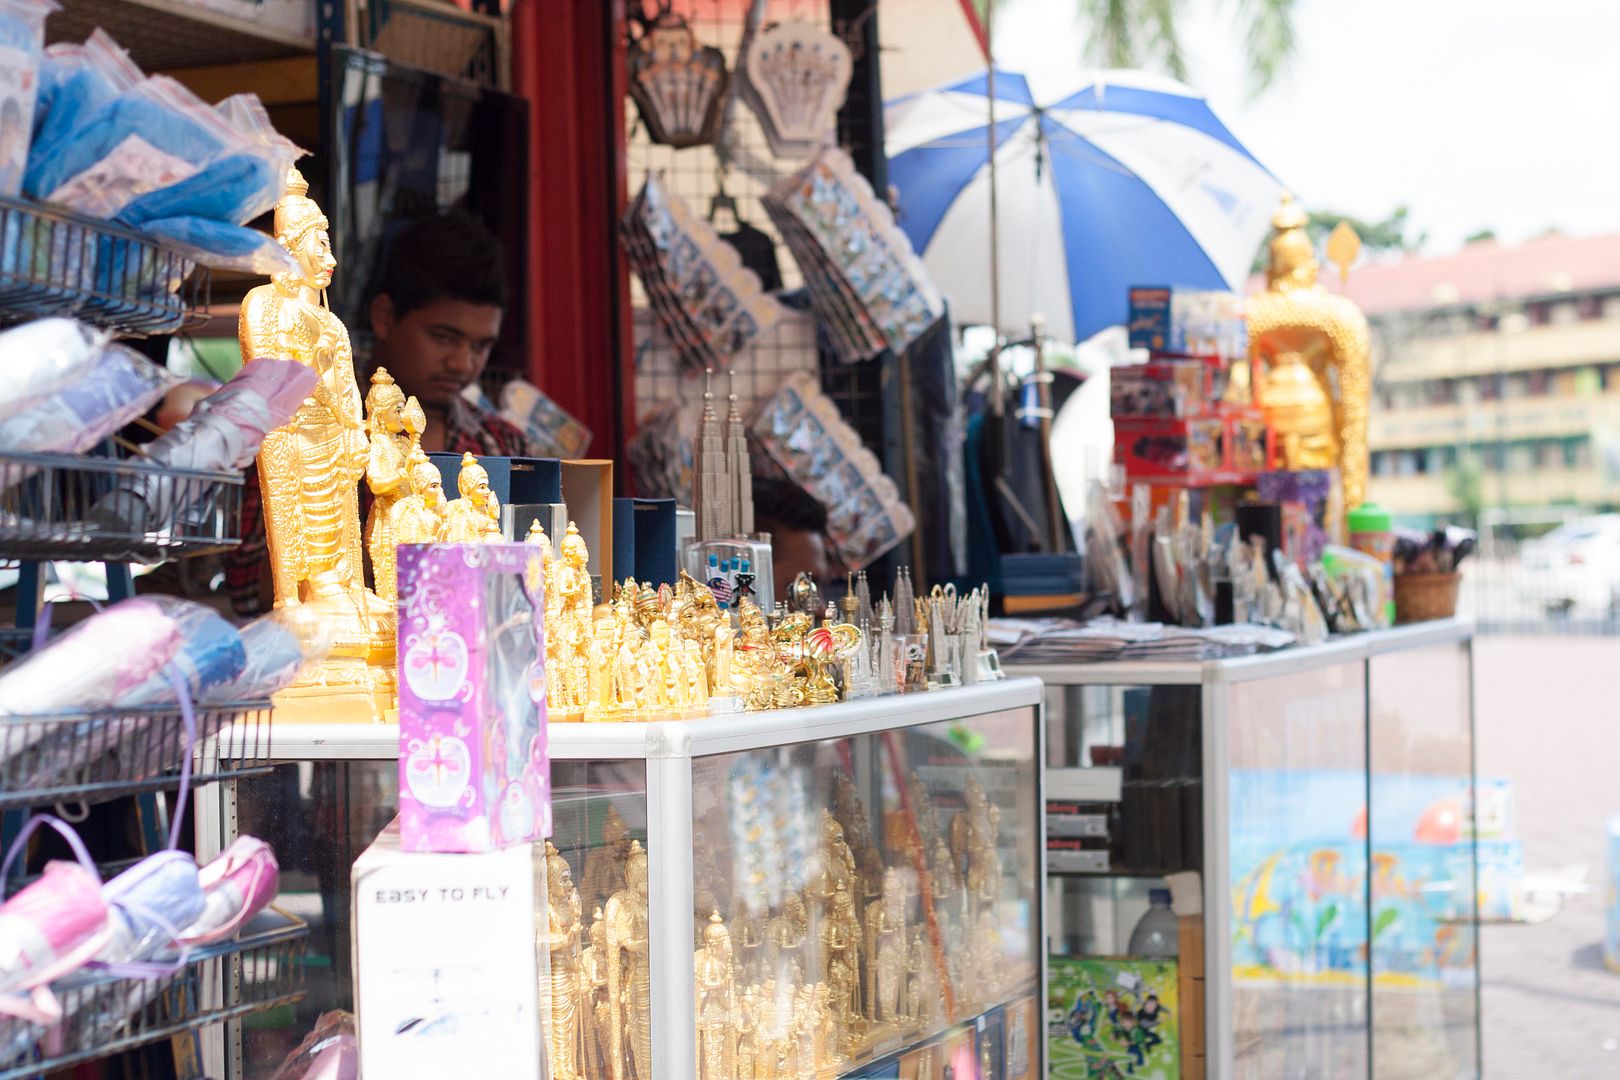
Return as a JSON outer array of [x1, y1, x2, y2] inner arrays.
[[625, 0, 890, 459]]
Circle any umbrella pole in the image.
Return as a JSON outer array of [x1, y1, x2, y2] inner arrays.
[[985, 11, 1003, 417]]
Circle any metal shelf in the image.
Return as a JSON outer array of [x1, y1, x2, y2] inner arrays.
[[0, 451, 244, 564], [0, 911, 307, 1080], [0, 197, 209, 335], [47, 0, 314, 72], [0, 700, 272, 812]]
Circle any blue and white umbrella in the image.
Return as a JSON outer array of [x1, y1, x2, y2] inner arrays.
[[885, 68, 1283, 344]]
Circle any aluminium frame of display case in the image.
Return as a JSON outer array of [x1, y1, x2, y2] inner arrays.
[[197, 677, 1047, 1079], [1012, 618, 1480, 1079]]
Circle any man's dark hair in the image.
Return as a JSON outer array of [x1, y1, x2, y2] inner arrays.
[[752, 477, 827, 534], [373, 211, 507, 317]]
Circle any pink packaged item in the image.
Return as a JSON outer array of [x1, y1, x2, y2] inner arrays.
[[396, 542, 550, 853], [180, 835, 279, 945], [0, 817, 112, 1027]]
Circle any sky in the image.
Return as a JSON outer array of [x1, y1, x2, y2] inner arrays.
[[994, 0, 1620, 254]]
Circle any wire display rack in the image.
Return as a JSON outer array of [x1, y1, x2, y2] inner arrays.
[[0, 911, 307, 1080], [0, 701, 273, 812], [0, 452, 244, 564], [0, 196, 209, 335]]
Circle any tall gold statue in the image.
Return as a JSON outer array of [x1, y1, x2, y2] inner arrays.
[[866, 867, 907, 1027], [604, 841, 651, 1080], [580, 805, 633, 910], [580, 907, 611, 1078], [1248, 192, 1373, 523], [557, 523, 594, 714], [239, 166, 393, 721], [362, 368, 423, 600], [694, 911, 736, 1080], [440, 452, 504, 542], [541, 841, 584, 1080]]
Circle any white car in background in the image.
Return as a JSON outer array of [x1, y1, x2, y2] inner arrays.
[[1519, 515, 1620, 618]]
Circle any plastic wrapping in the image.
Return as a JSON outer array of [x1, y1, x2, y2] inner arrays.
[[89, 356, 316, 534], [30, 30, 140, 177], [118, 597, 247, 708], [0, 316, 105, 422], [203, 607, 332, 704], [0, 597, 183, 716], [270, 1012, 358, 1080], [117, 92, 295, 227], [139, 215, 296, 275], [179, 835, 279, 945], [89, 851, 203, 970], [26, 76, 234, 218], [0, 0, 55, 196], [0, 341, 178, 455]]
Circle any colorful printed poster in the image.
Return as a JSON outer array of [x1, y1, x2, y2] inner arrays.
[[1048, 957, 1179, 1080]]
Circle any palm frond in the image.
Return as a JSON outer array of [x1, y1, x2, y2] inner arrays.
[[1233, 0, 1298, 95]]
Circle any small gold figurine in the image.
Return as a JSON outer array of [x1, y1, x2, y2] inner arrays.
[[362, 368, 422, 601], [866, 867, 907, 1028], [239, 166, 393, 721], [1248, 192, 1373, 529], [440, 452, 504, 542], [580, 907, 611, 1078], [557, 523, 594, 713], [604, 841, 651, 1080], [580, 805, 634, 910], [541, 841, 584, 1080], [388, 446, 448, 547]]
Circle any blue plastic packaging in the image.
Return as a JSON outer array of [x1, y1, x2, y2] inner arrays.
[[0, 0, 54, 196]]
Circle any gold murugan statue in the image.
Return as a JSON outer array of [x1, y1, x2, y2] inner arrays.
[[389, 446, 448, 547], [604, 840, 651, 1080], [362, 368, 424, 600], [557, 523, 594, 714], [240, 166, 393, 721], [440, 452, 504, 542], [541, 841, 584, 1080], [580, 805, 633, 910], [1248, 192, 1373, 527], [865, 867, 907, 1027], [580, 907, 611, 1079], [694, 911, 736, 1079]]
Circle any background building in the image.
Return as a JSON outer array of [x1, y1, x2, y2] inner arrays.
[[1352, 232, 1620, 531]]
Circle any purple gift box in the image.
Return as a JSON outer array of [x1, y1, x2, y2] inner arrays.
[[397, 542, 551, 853]]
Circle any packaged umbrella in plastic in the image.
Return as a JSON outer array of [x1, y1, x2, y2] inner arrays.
[[270, 1012, 357, 1080], [179, 835, 279, 945], [136, 214, 295, 275], [203, 607, 332, 704], [117, 598, 247, 708], [0, 0, 55, 197], [89, 356, 315, 535], [118, 93, 295, 228], [0, 597, 183, 717], [0, 317, 104, 423], [0, 341, 178, 456]]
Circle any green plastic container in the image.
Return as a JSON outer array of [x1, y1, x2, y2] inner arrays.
[[1347, 503, 1395, 626]]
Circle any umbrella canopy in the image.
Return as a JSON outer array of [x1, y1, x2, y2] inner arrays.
[[886, 68, 1283, 343]]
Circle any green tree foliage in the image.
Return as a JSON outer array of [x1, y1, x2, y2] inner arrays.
[[1074, 0, 1298, 96]]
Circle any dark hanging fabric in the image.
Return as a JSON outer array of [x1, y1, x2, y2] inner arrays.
[[719, 221, 783, 293]]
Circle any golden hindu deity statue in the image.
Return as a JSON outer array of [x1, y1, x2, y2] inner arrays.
[[731, 597, 775, 710], [362, 368, 424, 601], [526, 521, 569, 719], [604, 841, 651, 1080], [694, 911, 737, 1080], [580, 907, 610, 1079], [541, 841, 584, 1080], [389, 446, 447, 547], [865, 867, 907, 1027], [440, 452, 504, 542], [556, 523, 594, 714], [580, 805, 633, 910], [1248, 193, 1373, 525], [239, 166, 393, 721]]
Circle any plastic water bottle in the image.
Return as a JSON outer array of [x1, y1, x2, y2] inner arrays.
[[1128, 888, 1179, 958]]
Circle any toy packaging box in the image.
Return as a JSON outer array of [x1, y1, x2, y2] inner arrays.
[[1048, 956, 1180, 1080], [397, 542, 551, 854], [351, 820, 543, 1078]]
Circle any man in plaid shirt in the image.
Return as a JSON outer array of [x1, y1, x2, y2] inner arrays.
[[225, 213, 533, 616]]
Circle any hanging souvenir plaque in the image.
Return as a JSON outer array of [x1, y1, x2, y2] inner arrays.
[[627, 9, 730, 149], [739, 20, 852, 159]]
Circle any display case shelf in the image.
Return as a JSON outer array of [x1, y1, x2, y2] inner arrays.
[[0, 197, 209, 335], [0, 701, 272, 811], [0, 451, 244, 563], [0, 911, 308, 1080], [48, 0, 314, 73]]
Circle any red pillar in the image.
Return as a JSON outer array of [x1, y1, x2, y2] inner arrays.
[[511, 0, 634, 472]]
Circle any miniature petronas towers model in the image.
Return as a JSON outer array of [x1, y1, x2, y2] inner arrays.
[[691, 369, 754, 543]]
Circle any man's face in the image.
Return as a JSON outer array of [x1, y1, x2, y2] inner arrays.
[[770, 526, 830, 602], [370, 294, 503, 409]]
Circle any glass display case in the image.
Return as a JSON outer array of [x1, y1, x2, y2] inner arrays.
[[1012, 620, 1479, 1080], [197, 679, 1046, 1080]]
